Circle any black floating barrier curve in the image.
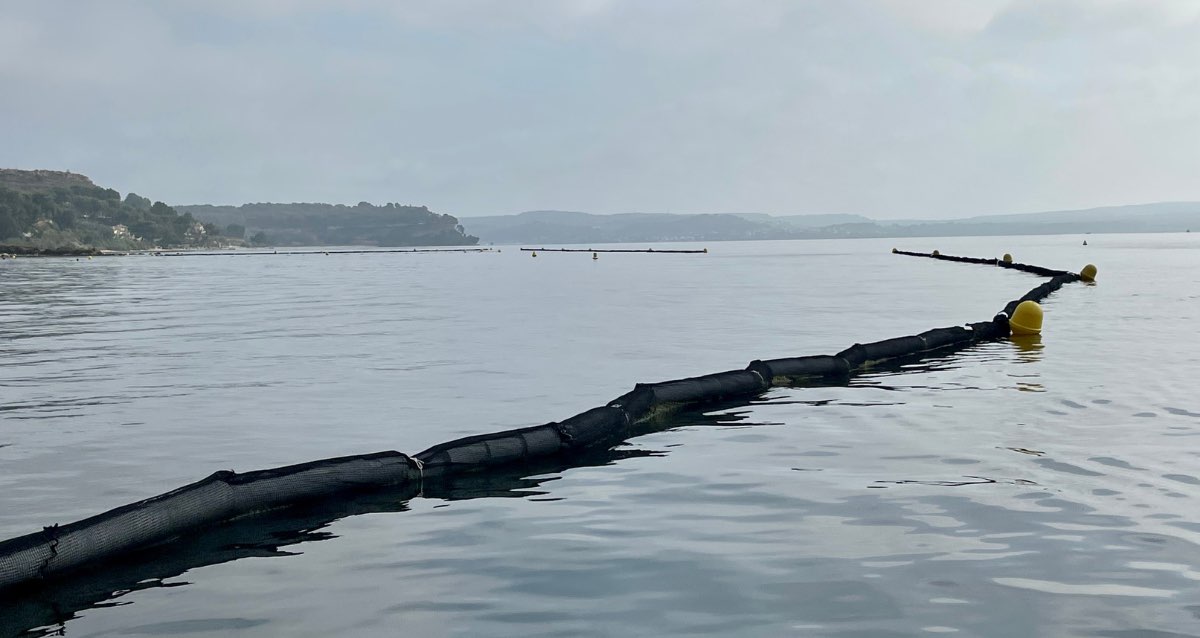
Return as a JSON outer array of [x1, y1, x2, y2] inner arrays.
[[891, 248, 1076, 279], [0, 453, 418, 594], [0, 250, 1083, 593], [0, 446, 653, 637]]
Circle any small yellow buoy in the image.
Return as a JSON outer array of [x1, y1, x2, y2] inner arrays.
[[1002, 253, 1012, 263], [932, 250, 940, 257], [1080, 263, 1097, 282], [532, 251, 537, 257], [1009, 300, 1043, 336]]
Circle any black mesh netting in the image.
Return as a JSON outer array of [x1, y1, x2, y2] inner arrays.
[[0, 452, 417, 590], [750, 355, 850, 381], [415, 424, 565, 474]]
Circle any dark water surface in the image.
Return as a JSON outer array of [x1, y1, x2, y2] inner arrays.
[[2, 235, 1199, 637]]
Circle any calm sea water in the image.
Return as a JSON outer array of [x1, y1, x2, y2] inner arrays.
[[2, 235, 1199, 637]]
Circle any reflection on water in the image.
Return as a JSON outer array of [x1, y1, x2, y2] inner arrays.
[[0, 456, 571, 638], [3, 236, 1200, 637], [0, 415, 713, 638], [1006, 335, 1046, 392], [1, 490, 415, 638], [1010, 333, 1044, 358]]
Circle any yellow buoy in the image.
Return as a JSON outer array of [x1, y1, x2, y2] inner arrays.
[[1080, 264, 1097, 282], [532, 251, 537, 257], [932, 250, 940, 256], [1002, 253, 1012, 263], [1009, 300, 1043, 336]]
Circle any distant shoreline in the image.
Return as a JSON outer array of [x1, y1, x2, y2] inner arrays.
[[461, 204, 1199, 245], [469, 227, 1196, 247], [0, 244, 111, 258], [4, 228, 1195, 259], [0, 229, 1195, 259]]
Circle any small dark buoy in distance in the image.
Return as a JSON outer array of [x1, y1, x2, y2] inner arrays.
[[592, 252, 598, 260], [1082, 240, 1087, 246]]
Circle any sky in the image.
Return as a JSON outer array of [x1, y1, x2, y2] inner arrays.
[[2, 0, 1199, 218]]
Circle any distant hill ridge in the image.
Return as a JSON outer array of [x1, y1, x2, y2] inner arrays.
[[2, 168, 478, 250], [6, 167, 1197, 248], [461, 203, 1200, 244], [1, 168, 217, 250], [461, 210, 872, 244], [964, 202, 1200, 225], [0, 169, 95, 193], [177, 202, 478, 247]]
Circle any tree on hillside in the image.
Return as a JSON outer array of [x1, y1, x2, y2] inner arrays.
[[0, 209, 19, 240], [124, 193, 151, 210], [51, 207, 76, 229]]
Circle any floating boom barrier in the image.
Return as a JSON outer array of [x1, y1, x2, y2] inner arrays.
[[0, 250, 1094, 597], [520, 247, 707, 254]]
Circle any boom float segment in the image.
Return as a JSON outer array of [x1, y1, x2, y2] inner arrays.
[[519, 247, 707, 254], [0, 453, 419, 591], [0, 250, 1085, 592]]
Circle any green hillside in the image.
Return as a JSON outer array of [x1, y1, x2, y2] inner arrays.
[[0, 169, 230, 250], [178, 202, 479, 247]]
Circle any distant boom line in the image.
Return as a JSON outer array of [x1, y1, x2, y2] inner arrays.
[[520, 247, 707, 254]]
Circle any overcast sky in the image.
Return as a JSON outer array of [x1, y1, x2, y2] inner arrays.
[[2, 1, 1198, 218]]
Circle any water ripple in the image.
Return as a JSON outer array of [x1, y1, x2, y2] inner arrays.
[[3, 237, 1200, 637]]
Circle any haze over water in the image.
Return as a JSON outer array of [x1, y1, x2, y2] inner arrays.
[[2, 234, 1200, 637]]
